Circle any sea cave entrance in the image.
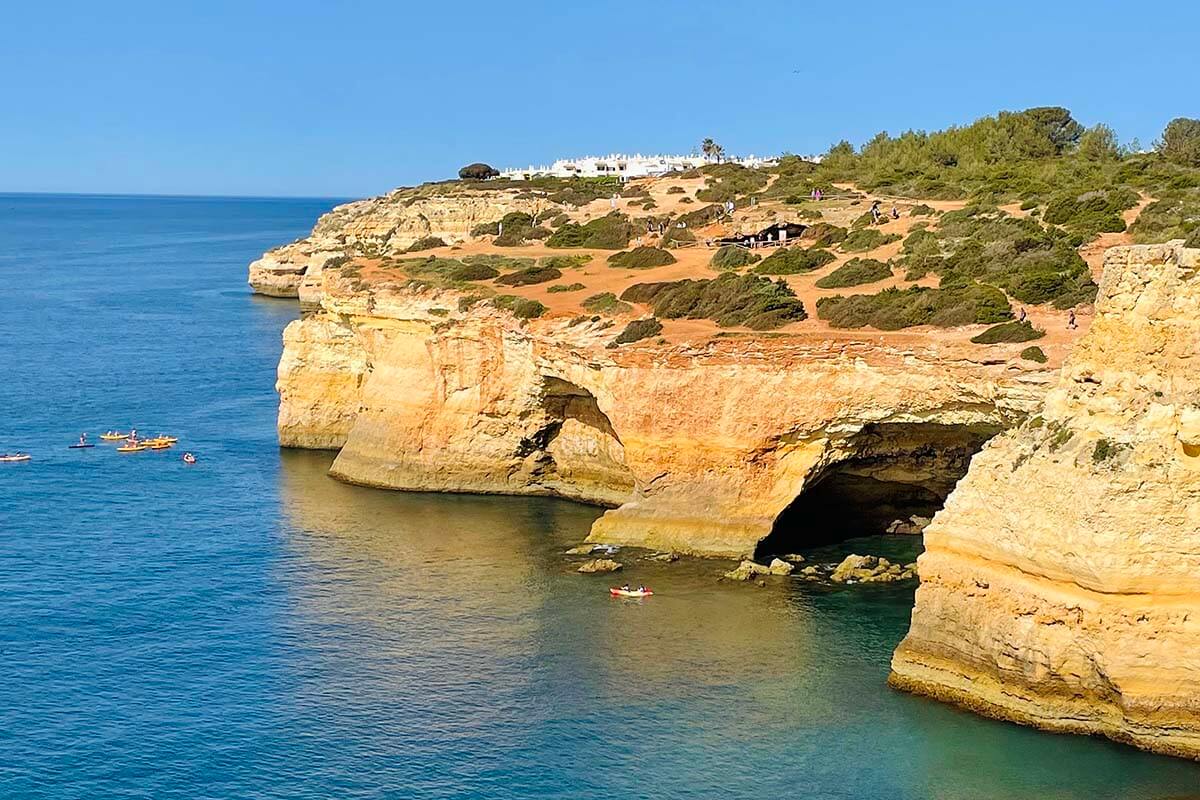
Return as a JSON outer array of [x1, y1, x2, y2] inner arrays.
[[754, 422, 1000, 559], [530, 377, 635, 506]]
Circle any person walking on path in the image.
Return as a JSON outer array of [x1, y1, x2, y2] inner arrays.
[[1067, 308, 1077, 329]]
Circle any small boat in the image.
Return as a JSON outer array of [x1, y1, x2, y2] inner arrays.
[[68, 443, 96, 449], [156, 435, 178, 444], [100, 432, 129, 441], [116, 444, 147, 453], [182, 452, 197, 465], [0, 453, 32, 463], [609, 587, 654, 598]]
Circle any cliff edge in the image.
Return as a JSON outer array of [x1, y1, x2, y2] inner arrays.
[[891, 241, 1200, 759]]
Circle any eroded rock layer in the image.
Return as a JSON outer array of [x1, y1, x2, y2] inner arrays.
[[891, 242, 1200, 759], [277, 269, 1047, 557]]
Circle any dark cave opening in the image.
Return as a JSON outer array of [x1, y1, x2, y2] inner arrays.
[[754, 422, 1000, 559]]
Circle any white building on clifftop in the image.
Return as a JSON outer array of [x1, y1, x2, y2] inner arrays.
[[499, 153, 778, 181]]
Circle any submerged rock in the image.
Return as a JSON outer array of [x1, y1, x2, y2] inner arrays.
[[577, 558, 622, 574], [723, 560, 770, 581], [565, 544, 595, 555], [647, 552, 679, 563], [779, 553, 807, 564]]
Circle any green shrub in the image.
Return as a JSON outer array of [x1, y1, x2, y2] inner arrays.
[[613, 317, 663, 345], [491, 295, 546, 319], [661, 225, 697, 247], [608, 246, 677, 269], [448, 262, 500, 281], [405, 236, 447, 252], [620, 273, 807, 329], [582, 292, 632, 315], [815, 258, 893, 289], [1020, 345, 1048, 362], [1159, 118, 1200, 167], [547, 282, 586, 293], [548, 213, 569, 227], [458, 163, 499, 180], [1092, 438, 1118, 463], [462, 254, 535, 270], [909, 204, 936, 216], [801, 223, 848, 247], [546, 212, 632, 249], [970, 320, 1045, 344], [816, 282, 1012, 330], [621, 184, 650, 198], [710, 245, 760, 270], [494, 266, 563, 286], [795, 208, 823, 221], [841, 228, 901, 253], [1019, 199, 1038, 211], [666, 186, 686, 194], [753, 247, 836, 275], [1130, 191, 1200, 243], [1186, 229, 1200, 248], [679, 196, 694, 204]]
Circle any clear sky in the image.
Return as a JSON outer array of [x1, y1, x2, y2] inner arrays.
[[2, 0, 1195, 198]]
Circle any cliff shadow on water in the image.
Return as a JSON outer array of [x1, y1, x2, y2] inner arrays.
[[755, 422, 1001, 559]]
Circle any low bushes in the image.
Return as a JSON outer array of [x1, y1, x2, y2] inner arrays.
[[1021, 345, 1048, 362], [909, 204, 937, 216], [458, 163, 499, 180], [801, 222, 848, 247], [753, 247, 836, 275], [613, 317, 663, 345], [816, 282, 1012, 330], [405, 236, 447, 252], [462, 254, 534, 270], [546, 212, 632, 249], [582, 292, 632, 315], [841, 228, 901, 252], [695, 163, 769, 203], [969, 320, 1045, 343], [491, 295, 546, 319], [449, 262, 500, 281], [710, 245, 760, 270], [1042, 187, 1137, 237], [608, 246, 677, 269], [660, 225, 696, 247], [815, 258, 893, 289], [538, 254, 592, 270], [666, 186, 686, 194], [494, 266, 562, 286], [620, 273, 807, 330], [547, 282, 586, 293]]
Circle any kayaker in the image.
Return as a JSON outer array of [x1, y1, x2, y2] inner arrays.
[[638, 584, 646, 593], [620, 584, 630, 592], [78, 433, 87, 445]]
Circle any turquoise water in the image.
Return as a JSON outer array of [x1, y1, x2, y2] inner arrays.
[[2, 193, 1198, 799]]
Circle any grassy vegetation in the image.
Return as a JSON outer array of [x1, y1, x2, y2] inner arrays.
[[1129, 190, 1200, 243], [621, 273, 807, 330], [546, 213, 632, 249], [582, 292, 632, 315], [397, 256, 501, 284], [752, 247, 836, 275], [1021, 345, 1048, 362], [405, 236, 447, 252], [694, 163, 769, 203], [660, 225, 697, 247], [547, 282, 586, 293], [710, 245, 760, 270], [909, 204, 937, 216], [666, 186, 686, 194], [462, 254, 535, 270], [816, 282, 1012, 330], [841, 229, 901, 253], [969, 320, 1045, 343], [815, 258, 893, 289], [608, 246, 677, 269], [448, 262, 500, 281], [491, 295, 546, 319], [494, 266, 562, 286], [613, 317, 663, 345], [538, 254, 592, 270]]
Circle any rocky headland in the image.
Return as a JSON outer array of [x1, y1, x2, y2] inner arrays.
[[891, 241, 1200, 760]]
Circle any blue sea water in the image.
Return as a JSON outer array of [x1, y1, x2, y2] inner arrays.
[[1, 192, 1198, 800]]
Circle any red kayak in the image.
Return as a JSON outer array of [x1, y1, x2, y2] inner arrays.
[[610, 587, 653, 598]]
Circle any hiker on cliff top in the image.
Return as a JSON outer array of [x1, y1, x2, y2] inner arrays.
[[1018, 307, 1027, 323], [1068, 308, 1078, 329]]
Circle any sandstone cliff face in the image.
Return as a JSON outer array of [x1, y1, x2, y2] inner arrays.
[[891, 242, 1200, 759], [277, 269, 1048, 557], [249, 191, 552, 298]]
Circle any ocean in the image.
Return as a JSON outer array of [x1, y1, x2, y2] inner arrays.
[[2, 193, 1197, 799]]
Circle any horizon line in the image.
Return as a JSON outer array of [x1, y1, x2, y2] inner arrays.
[[0, 189, 363, 202]]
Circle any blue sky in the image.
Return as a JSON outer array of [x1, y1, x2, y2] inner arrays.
[[1, 0, 1195, 198]]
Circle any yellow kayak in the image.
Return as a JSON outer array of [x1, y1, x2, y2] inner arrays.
[[100, 432, 129, 441], [147, 443, 173, 450], [117, 444, 147, 453]]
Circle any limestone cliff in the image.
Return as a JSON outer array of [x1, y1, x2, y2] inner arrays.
[[891, 242, 1200, 759], [277, 268, 1049, 558], [249, 190, 552, 300]]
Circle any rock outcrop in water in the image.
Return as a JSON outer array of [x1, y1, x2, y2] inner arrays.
[[276, 267, 1048, 558], [249, 191, 549, 300], [891, 242, 1200, 760]]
